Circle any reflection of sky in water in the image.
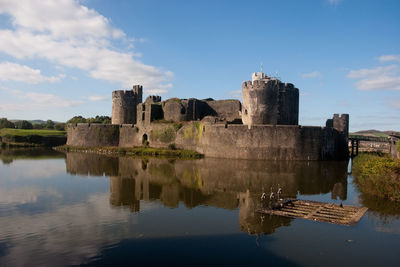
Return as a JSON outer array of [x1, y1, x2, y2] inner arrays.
[[0, 150, 399, 266]]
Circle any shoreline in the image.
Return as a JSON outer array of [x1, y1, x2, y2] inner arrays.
[[53, 145, 204, 159]]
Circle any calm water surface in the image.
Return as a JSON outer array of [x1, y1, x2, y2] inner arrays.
[[0, 148, 399, 266]]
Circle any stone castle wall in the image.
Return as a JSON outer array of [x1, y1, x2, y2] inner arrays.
[[66, 123, 120, 147], [162, 98, 241, 123], [173, 124, 346, 160], [66, 121, 348, 160]]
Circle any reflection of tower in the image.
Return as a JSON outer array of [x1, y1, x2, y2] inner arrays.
[[237, 190, 292, 235], [110, 176, 140, 212], [160, 184, 180, 208], [111, 85, 143, 124], [241, 72, 299, 126], [135, 177, 149, 201], [238, 190, 255, 234]]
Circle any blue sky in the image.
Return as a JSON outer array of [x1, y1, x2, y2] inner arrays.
[[0, 0, 399, 131]]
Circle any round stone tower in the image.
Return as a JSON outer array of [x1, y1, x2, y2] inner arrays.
[[241, 72, 299, 126], [112, 85, 143, 124]]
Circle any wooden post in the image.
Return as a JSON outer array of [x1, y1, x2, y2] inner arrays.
[[351, 139, 355, 157], [356, 140, 359, 156]]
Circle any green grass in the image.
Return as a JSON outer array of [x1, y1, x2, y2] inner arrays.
[[55, 145, 203, 159], [0, 128, 66, 137], [0, 128, 66, 147], [352, 152, 400, 201]]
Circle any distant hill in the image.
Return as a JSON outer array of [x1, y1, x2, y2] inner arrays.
[[10, 120, 63, 124], [351, 129, 400, 138]]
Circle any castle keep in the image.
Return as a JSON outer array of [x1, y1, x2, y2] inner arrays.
[[67, 72, 349, 160], [242, 72, 299, 126]]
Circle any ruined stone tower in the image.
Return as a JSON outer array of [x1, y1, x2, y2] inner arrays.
[[326, 114, 349, 138], [241, 72, 299, 126], [111, 85, 143, 124]]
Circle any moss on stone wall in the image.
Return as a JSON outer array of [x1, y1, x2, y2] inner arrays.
[[150, 127, 176, 143], [183, 122, 203, 142], [173, 123, 183, 131]]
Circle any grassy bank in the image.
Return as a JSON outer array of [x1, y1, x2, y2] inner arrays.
[[55, 145, 203, 159], [352, 152, 400, 201], [0, 128, 66, 147]]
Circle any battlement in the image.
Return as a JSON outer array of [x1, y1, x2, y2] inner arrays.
[[112, 90, 140, 98], [326, 114, 349, 136], [251, 72, 271, 82], [145, 95, 162, 103]]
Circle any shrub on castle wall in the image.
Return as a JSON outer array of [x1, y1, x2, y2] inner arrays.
[[150, 127, 176, 143], [173, 123, 183, 132]]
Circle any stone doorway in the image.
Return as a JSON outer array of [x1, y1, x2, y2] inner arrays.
[[142, 134, 148, 146]]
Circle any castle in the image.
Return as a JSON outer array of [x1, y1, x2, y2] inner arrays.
[[67, 72, 349, 160]]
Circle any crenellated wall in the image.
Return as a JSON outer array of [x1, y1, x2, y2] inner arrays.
[[66, 123, 120, 147], [66, 121, 348, 160]]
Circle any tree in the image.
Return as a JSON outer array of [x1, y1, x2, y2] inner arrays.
[[0, 118, 15, 129], [54, 123, 66, 131], [45, 120, 55, 129], [15, 120, 33, 129], [66, 116, 87, 125], [67, 115, 111, 125], [33, 124, 44, 129]]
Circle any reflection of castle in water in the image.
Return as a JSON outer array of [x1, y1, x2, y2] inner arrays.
[[66, 152, 348, 234]]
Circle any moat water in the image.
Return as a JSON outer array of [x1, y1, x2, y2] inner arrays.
[[0, 148, 399, 266]]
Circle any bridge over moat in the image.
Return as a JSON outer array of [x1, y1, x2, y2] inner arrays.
[[348, 134, 399, 158]]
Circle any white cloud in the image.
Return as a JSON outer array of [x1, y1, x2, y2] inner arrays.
[[0, 89, 84, 111], [347, 65, 398, 79], [0, 61, 64, 83], [0, 0, 172, 92], [0, 0, 124, 40], [355, 76, 400, 91], [347, 64, 400, 91], [23, 92, 83, 107], [88, 95, 108, 102], [378, 54, 400, 63], [301, 71, 321, 78]]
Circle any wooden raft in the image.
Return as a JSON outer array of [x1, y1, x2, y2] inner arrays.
[[256, 199, 368, 226]]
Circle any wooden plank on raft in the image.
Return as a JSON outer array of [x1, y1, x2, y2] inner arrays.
[[256, 199, 368, 226]]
